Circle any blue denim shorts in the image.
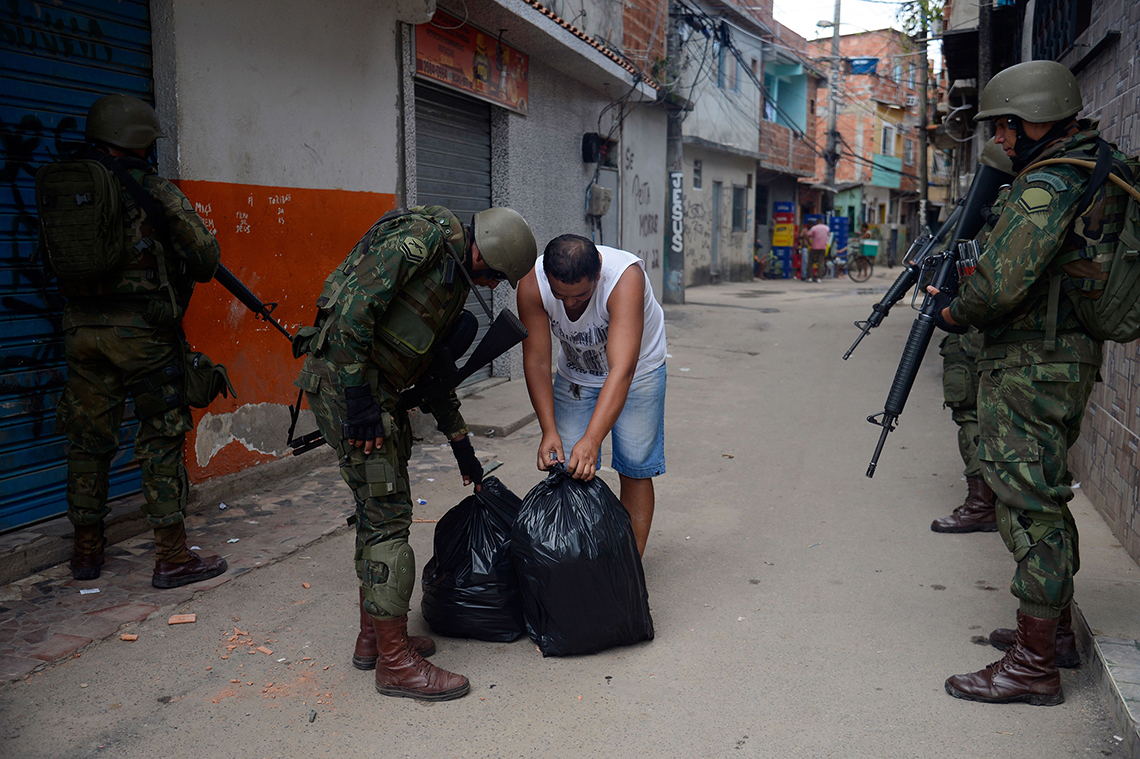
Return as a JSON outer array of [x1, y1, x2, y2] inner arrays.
[[553, 363, 666, 479]]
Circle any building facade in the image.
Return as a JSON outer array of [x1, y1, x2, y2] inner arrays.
[[0, 0, 669, 530], [808, 29, 946, 262]]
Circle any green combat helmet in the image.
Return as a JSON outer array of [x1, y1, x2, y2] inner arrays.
[[974, 60, 1082, 124], [85, 94, 165, 150], [472, 207, 537, 287]]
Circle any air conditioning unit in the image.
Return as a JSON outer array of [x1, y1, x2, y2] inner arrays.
[[906, 94, 919, 107]]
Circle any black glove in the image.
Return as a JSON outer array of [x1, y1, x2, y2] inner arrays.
[[450, 435, 483, 485], [930, 289, 968, 334], [342, 385, 385, 441]]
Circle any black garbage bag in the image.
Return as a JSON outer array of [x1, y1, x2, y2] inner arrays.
[[512, 465, 654, 656], [420, 476, 526, 642]]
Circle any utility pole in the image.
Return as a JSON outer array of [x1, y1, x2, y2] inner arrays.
[[977, 0, 993, 142], [662, 0, 685, 304], [918, 8, 929, 229], [823, 0, 842, 213]]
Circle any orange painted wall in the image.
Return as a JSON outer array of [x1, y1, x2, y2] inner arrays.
[[172, 180, 397, 482]]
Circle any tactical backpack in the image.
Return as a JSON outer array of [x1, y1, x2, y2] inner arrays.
[[1025, 140, 1140, 346], [34, 157, 127, 281]]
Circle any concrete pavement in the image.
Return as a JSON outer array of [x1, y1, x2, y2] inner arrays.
[[1, 272, 1138, 757]]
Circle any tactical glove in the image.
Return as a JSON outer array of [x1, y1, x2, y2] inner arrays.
[[930, 289, 967, 334], [450, 435, 483, 485], [342, 385, 385, 442]]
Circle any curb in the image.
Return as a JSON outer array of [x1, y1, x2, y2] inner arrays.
[[0, 446, 336, 587], [1074, 603, 1140, 758]]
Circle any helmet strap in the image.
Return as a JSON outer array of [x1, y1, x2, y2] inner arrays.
[[1008, 116, 1078, 172], [463, 225, 477, 275]]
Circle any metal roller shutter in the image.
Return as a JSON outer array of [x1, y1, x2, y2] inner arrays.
[[414, 82, 494, 385], [1, 0, 155, 531]]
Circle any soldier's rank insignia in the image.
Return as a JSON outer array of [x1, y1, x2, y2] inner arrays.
[[1016, 186, 1056, 227], [402, 238, 428, 263]]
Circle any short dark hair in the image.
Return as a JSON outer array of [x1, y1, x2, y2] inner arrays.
[[542, 234, 601, 283]]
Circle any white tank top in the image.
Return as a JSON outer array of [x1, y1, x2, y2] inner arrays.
[[535, 245, 667, 387]]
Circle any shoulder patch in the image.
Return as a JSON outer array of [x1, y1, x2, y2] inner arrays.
[[1024, 172, 1068, 193], [1015, 186, 1057, 217], [401, 237, 429, 264]]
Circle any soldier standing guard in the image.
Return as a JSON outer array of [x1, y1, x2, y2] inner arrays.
[[931, 61, 1134, 704], [47, 95, 228, 588], [294, 205, 536, 701]]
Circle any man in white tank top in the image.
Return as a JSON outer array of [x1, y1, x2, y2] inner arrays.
[[517, 234, 667, 556]]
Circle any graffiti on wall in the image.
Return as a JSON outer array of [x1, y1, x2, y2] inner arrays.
[[0, 114, 73, 435], [0, 4, 114, 63], [628, 161, 661, 270]]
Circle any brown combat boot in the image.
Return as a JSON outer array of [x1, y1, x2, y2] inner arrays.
[[151, 522, 228, 589], [70, 523, 106, 581], [945, 611, 1063, 706], [931, 476, 997, 533], [990, 605, 1080, 668], [353, 588, 435, 669], [372, 615, 469, 701]]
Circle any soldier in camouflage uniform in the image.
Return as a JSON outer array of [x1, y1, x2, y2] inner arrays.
[[54, 95, 228, 589], [294, 205, 536, 702], [930, 329, 997, 534], [931, 61, 1131, 704]]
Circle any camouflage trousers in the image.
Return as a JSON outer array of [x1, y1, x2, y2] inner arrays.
[[940, 331, 983, 478], [977, 361, 1098, 618], [57, 325, 192, 528], [297, 357, 415, 620]]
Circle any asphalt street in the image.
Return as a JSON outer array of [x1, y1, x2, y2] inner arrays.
[[0, 273, 1128, 758]]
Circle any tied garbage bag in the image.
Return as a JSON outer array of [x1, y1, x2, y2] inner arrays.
[[420, 476, 526, 642], [512, 464, 654, 656]]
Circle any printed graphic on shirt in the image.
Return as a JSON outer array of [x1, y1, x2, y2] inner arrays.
[[553, 321, 610, 377]]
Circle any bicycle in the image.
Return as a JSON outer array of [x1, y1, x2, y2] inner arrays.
[[848, 254, 873, 282]]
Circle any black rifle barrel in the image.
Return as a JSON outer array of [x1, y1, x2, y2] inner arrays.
[[843, 205, 962, 361], [397, 310, 528, 412], [214, 264, 293, 342], [865, 251, 959, 478]]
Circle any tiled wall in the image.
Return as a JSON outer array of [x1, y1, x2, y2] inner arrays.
[[1064, 0, 1140, 565]]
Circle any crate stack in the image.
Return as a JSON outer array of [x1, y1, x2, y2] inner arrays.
[[771, 201, 796, 279]]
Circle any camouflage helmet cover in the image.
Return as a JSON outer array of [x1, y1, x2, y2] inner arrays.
[[974, 60, 1082, 124], [85, 94, 165, 150], [472, 207, 537, 288]]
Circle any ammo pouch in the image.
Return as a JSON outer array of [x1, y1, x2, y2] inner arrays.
[[182, 341, 236, 408], [144, 296, 183, 329], [292, 324, 322, 359], [129, 363, 183, 419]]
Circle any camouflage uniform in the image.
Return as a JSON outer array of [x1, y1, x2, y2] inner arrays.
[[939, 329, 984, 478], [294, 206, 472, 620], [949, 123, 1126, 618], [57, 156, 220, 535]]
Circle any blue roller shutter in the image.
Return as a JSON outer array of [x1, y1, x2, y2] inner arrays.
[[0, 0, 155, 531]]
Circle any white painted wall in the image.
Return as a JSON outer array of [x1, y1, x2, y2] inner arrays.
[[153, 0, 402, 192], [681, 17, 763, 154], [683, 145, 755, 285], [621, 105, 667, 301]]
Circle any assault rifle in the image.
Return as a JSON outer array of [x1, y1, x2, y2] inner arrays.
[[861, 146, 1015, 478], [864, 245, 960, 478], [210, 265, 320, 453], [214, 264, 294, 342], [843, 145, 1015, 360], [842, 218, 952, 360], [397, 310, 529, 412]]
